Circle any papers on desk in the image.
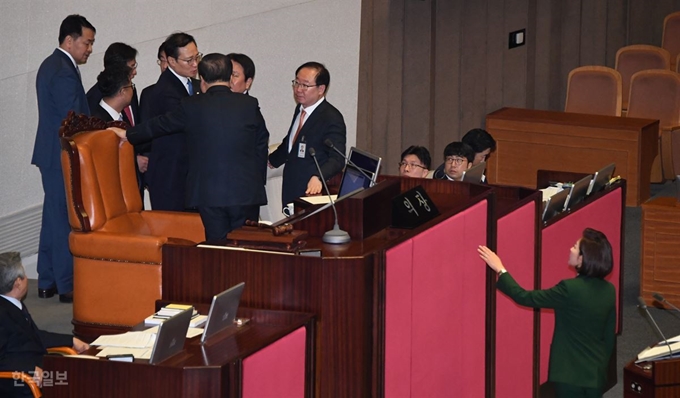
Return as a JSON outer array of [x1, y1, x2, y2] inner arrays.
[[144, 304, 207, 328], [540, 186, 564, 202], [299, 195, 337, 205], [636, 334, 680, 362], [143, 325, 205, 339], [91, 331, 155, 348]]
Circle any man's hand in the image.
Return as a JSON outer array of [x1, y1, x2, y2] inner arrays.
[[136, 155, 149, 173], [72, 337, 90, 353], [305, 176, 322, 195], [108, 127, 127, 141], [33, 366, 43, 387]]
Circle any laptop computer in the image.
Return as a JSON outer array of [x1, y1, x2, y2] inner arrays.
[[542, 187, 570, 223], [337, 147, 382, 197], [200, 282, 246, 345], [461, 161, 487, 183], [149, 307, 192, 365], [563, 174, 593, 211], [586, 163, 616, 196]]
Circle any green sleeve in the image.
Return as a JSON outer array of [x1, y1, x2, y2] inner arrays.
[[496, 272, 569, 309]]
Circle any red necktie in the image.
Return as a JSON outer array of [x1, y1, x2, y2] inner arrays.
[[123, 106, 135, 126]]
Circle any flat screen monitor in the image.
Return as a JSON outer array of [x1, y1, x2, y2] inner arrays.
[[337, 147, 382, 197], [542, 188, 570, 223], [149, 308, 192, 365], [586, 163, 616, 196], [461, 161, 486, 184], [200, 282, 245, 345], [563, 174, 593, 211]]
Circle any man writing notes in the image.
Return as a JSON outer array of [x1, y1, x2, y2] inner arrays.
[[111, 54, 269, 241], [145, 32, 202, 211], [268, 62, 347, 208], [31, 14, 95, 303]]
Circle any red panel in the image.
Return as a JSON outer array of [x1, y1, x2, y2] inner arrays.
[[496, 202, 537, 398], [385, 240, 414, 396], [242, 327, 306, 398], [540, 188, 623, 383]]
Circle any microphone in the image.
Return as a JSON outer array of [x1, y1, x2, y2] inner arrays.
[[653, 292, 680, 315], [638, 297, 673, 357], [324, 139, 375, 186], [309, 147, 350, 244]]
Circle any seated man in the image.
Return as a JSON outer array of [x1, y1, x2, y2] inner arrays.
[[0, 252, 89, 397], [399, 145, 431, 178], [432, 142, 475, 181], [462, 128, 496, 166]]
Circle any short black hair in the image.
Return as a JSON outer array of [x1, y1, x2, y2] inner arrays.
[[164, 32, 196, 59], [401, 145, 432, 169], [198, 53, 232, 84], [97, 65, 132, 98], [58, 14, 96, 44], [443, 142, 475, 163], [462, 128, 496, 153], [578, 228, 613, 278], [157, 42, 167, 60], [226, 53, 255, 80], [296, 61, 330, 88], [103, 42, 138, 69]]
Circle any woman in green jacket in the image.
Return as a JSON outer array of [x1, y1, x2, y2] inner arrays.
[[478, 228, 615, 398]]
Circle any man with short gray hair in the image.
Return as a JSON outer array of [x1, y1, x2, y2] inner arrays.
[[0, 252, 89, 396]]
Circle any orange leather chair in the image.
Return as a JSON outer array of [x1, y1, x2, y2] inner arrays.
[[627, 70, 680, 182], [615, 45, 670, 114], [59, 113, 205, 338], [0, 347, 77, 397], [564, 66, 622, 116], [663, 11, 680, 71]]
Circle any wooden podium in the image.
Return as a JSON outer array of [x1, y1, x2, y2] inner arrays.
[[624, 358, 680, 397]]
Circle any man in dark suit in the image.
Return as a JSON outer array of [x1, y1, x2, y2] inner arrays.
[[144, 33, 202, 211], [139, 42, 168, 123], [111, 54, 269, 240], [268, 62, 347, 207], [0, 252, 88, 397], [226, 53, 255, 94], [31, 15, 96, 303], [90, 66, 134, 122]]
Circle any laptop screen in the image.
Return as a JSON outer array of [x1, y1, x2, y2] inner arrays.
[[201, 282, 245, 344], [338, 147, 382, 197]]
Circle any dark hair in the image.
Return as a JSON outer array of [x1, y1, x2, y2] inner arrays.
[[164, 32, 196, 59], [97, 65, 132, 98], [443, 142, 475, 163], [198, 53, 232, 84], [103, 43, 137, 69], [226, 53, 255, 80], [462, 128, 496, 153], [577, 228, 613, 278], [58, 14, 96, 44], [296, 61, 330, 88], [401, 146, 432, 169], [157, 42, 167, 60]]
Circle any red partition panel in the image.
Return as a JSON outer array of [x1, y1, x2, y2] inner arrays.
[[242, 326, 306, 398], [540, 188, 623, 383], [496, 201, 537, 398]]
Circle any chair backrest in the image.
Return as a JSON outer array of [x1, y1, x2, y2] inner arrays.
[[627, 70, 680, 128], [663, 11, 680, 70], [615, 45, 671, 110], [60, 112, 144, 233], [676, 53, 680, 74], [564, 66, 622, 116]]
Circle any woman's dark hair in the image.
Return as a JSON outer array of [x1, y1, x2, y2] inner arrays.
[[577, 228, 613, 278]]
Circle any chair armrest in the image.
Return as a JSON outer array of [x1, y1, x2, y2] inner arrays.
[[69, 231, 170, 264], [47, 347, 77, 356], [141, 211, 205, 242], [0, 371, 40, 397]]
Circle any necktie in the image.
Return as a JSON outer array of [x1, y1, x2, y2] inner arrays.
[[291, 110, 307, 148], [123, 106, 135, 126], [187, 79, 194, 95]]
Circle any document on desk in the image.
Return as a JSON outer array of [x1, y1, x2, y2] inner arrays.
[[143, 326, 204, 338], [90, 331, 155, 348], [96, 347, 152, 360], [300, 195, 337, 205]]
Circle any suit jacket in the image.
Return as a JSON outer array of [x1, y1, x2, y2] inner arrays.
[[32, 49, 90, 170], [89, 103, 115, 122], [497, 273, 615, 389], [144, 69, 201, 211], [268, 99, 346, 205], [127, 85, 269, 208]]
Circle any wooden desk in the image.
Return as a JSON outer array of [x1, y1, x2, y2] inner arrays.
[[624, 358, 680, 397], [641, 197, 680, 305], [41, 308, 314, 398], [486, 107, 658, 206]]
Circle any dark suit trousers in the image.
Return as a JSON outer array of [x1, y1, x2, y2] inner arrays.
[[37, 167, 73, 293], [199, 206, 248, 241]]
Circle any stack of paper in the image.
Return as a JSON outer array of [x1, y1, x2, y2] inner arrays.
[[144, 303, 207, 328], [636, 334, 680, 362]]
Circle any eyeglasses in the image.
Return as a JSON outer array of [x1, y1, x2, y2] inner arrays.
[[123, 83, 135, 91], [176, 53, 203, 65], [398, 162, 426, 170], [128, 62, 138, 69], [157, 58, 167, 66], [445, 157, 467, 166], [291, 80, 318, 90]]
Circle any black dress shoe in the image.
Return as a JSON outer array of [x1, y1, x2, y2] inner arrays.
[[59, 292, 73, 303], [38, 287, 57, 299]]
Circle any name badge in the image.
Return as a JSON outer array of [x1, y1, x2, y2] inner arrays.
[[298, 142, 306, 158]]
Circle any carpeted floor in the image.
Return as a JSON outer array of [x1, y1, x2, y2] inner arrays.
[[25, 181, 680, 397]]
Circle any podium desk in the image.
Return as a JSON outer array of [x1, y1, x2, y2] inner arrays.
[[486, 107, 658, 206], [42, 308, 314, 398], [641, 197, 680, 305], [624, 359, 680, 397], [161, 177, 496, 397]]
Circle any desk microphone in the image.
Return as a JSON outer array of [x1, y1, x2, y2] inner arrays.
[[638, 297, 673, 357], [653, 292, 680, 316], [324, 139, 375, 186], [309, 147, 350, 244]]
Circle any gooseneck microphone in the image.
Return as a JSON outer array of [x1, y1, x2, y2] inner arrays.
[[638, 297, 673, 357], [309, 147, 351, 244], [324, 139, 375, 186], [653, 292, 680, 315]]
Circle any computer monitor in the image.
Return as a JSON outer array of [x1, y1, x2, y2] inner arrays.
[[542, 188, 570, 223], [201, 282, 245, 345], [149, 308, 192, 364], [461, 161, 486, 184], [337, 147, 382, 197], [586, 163, 616, 196], [563, 174, 593, 211]]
